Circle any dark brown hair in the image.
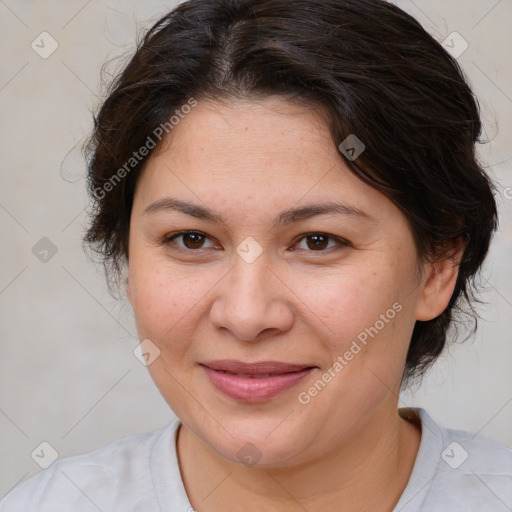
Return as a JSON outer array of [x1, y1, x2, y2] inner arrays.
[[83, 0, 498, 386]]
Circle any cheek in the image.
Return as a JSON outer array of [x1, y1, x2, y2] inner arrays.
[[128, 261, 205, 342], [128, 255, 240, 369], [292, 258, 417, 382], [295, 265, 402, 337]]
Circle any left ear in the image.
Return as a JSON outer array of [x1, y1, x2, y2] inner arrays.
[[415, 239, 465, 321]]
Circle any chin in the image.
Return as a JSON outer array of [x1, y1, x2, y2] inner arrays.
[[195, 415, 315, 468], [217, 435, 309, 469]]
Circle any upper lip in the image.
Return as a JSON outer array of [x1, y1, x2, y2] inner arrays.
[[201, 360, 314, 375]]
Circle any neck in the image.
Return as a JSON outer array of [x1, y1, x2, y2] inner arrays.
[[176, 406, 421, 512]]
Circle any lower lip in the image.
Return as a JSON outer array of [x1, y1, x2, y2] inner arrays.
[[201, 366, 314, 403]]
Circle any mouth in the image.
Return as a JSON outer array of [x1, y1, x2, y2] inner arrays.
[[200, 360, 317, 403]]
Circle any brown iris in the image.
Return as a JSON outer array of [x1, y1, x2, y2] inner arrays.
[[305, 234, 329, 251], [182, 233, 206, 249]]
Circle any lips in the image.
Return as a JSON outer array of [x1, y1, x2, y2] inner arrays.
[[201, 360, 312, 375], [200, 360, 316, 402]]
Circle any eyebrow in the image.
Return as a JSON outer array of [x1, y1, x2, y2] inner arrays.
[[142, 197, 375, 227]]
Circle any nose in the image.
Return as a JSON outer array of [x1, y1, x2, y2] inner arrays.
[[209, 255, 294, 341]]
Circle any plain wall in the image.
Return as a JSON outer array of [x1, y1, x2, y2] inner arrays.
[[1, 0, 511, 498]]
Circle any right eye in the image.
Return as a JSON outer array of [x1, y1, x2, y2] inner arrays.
[[161, 231, 219, 252]]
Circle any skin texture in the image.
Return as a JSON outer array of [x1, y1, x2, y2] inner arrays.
[[126, 96, 461, 511]]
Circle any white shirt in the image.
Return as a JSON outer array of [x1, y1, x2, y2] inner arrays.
[[1, 407, 511, 511]]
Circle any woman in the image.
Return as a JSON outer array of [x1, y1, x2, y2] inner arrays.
[[2, 0, 511, 510]]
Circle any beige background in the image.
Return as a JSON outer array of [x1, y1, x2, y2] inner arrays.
[[0, 0, 511, 498]]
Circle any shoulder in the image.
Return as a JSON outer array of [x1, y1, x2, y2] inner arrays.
[[432, 419, 512, 507], [0, 421, 180, 512], [402, 408, 512, 511], [440, 419, 512, 474]]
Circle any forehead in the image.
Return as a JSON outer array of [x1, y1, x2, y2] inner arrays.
[[132, 96, 394, 223], [153, 96, 333, 171]]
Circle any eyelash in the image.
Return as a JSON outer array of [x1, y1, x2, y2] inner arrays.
[[160, 230, 350, 255]]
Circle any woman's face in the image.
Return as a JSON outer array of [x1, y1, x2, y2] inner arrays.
[[126, 96, 445, 467]]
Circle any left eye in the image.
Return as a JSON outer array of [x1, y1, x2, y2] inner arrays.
[[293, 233, 346, 252]]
